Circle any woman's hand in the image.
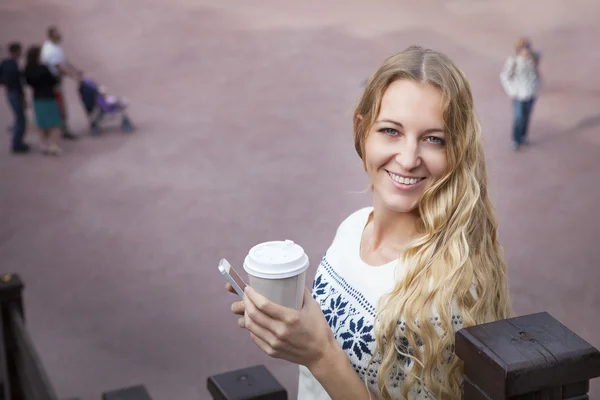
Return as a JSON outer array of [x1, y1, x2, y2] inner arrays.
[[226, 282, 245, 317], [226, 283, 372, 399], [238, 286, 337, 369]]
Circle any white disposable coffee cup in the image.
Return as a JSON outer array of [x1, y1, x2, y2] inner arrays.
[[243, 240, 309, 309]]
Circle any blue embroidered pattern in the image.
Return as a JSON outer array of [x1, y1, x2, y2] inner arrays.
[[312, 255, 432, 397], [305, 207, 467, 399], [312, 256, 376, 364], [319, 258, 377, 316]]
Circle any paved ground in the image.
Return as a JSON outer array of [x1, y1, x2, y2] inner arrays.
[[1, 0, 599, 399]]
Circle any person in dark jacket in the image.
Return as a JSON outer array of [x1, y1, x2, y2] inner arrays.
[[24, 45, 63, 156], [0, 42, 29, 154]]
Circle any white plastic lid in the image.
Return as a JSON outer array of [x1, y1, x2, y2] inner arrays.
[[243, 240, 309, 279]]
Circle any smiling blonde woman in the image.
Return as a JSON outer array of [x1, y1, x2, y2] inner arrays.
[[229, 45, 512, 400]]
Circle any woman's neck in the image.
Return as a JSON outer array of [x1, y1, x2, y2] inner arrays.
[[367, 196, 419, 253]]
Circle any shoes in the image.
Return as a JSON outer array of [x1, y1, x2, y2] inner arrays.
[[46, 145, 63, 156], [62, 131, 78, 140], [512, 141, 520, 151], [41, 144, 62, 156], [11, 143, 31, 154]]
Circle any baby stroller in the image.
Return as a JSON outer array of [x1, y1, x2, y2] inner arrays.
[[78, 77, 134, 135]]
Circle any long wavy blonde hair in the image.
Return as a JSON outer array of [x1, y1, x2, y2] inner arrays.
[[354, 46, 512, 399]]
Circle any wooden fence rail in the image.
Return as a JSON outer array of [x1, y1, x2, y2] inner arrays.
[[0, 274, 153, 400], [2, 273, 599, 400]]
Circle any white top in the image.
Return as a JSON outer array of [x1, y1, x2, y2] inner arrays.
[[499, 53, 541, 101], [41, 40, 66, 77], [297, 207, 467, 400]]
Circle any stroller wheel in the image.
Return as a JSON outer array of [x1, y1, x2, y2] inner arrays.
[[121, 116, 134, 133]]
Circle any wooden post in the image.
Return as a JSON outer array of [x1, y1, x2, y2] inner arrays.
[[0, 273, 25, 400], [207, 365, 288, 400], [456, 312, 600, 400], [102, 385, 153, 400], [0, 273, 61, 400]]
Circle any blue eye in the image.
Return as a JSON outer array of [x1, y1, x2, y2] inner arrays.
[[380, 128, 399, 136], [425, 136, 446, 145]]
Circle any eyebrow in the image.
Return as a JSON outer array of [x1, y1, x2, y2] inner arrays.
[[376, 119, 445, 135]]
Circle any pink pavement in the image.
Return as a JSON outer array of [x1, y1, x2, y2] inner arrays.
[[1, 0, 599, 398]]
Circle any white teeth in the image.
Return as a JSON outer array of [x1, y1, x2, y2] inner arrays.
[[389, 172, 421, 185]]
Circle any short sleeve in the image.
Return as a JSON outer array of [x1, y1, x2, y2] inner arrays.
[[41, 44, 66, 67]]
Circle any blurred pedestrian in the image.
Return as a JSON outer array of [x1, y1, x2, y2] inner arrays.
[[41, 26, 81, 140], [500, 37, 541, 150], [24, 45, 63, 156], [0, 42, 30, 154]]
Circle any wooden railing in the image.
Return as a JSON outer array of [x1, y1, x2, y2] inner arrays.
[[3, 273, 599, 400], [0, 274, 153, 400], [208, 314, 600, 400]]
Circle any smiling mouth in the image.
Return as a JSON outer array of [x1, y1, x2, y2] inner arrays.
[[386, 171, 426, 185]]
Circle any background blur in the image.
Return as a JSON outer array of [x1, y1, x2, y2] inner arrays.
[[1, 0, 599, 399]]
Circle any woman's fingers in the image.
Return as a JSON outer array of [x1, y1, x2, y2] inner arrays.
[[244, 312, 280, 355], [231, 300, 245, 315], [250, 333, 277, 358], [225, 282, 236, 294], [243, 291, 281, 331], [244, 286, 292, 322], [243, 292, 290, 348]]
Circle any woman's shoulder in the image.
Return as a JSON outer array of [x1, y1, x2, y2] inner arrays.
[[335, 207, 372, 238]]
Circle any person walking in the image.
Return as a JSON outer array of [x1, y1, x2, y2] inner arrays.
[[500, 37, 541, 150], [24, 45, 63, 156], [0, 42, 29, 154], [41, 26, 81, 140]]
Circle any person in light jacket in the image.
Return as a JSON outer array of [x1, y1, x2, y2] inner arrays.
[[500, 37, 541, 150]]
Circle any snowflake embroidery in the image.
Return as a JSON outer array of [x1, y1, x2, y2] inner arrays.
[[313, 268, 377, 362], [323, 294, 349, 330], [313, 274, 328, 297], [311, 257, 440, 398], [339, 316, 374, 361]]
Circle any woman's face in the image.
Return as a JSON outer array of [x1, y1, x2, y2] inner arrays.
[[363, 79, 448, 214]]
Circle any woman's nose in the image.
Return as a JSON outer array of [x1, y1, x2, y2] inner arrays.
[[394, 141, 422, 170]]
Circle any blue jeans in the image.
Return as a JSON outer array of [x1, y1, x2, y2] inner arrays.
[[7, 91, 26, 150], [513, 98, 535, 145]]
